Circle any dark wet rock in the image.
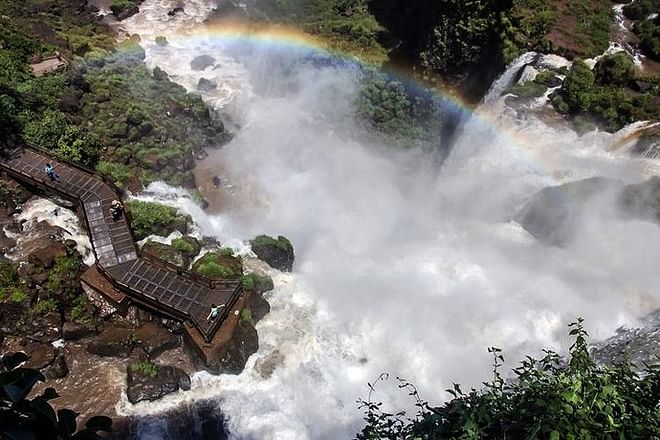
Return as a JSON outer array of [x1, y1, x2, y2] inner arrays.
[[254, 350, 284, 379], [619, 176, 660, 223], [162, 319, 184, 335], [250, 235, 295, 272], [591, 309, 660, 368], [153, 66, 169, 81], [246, 291, 270, 323], [126, 364, 191, 404], [190, 55, 216, 71], [22, 342, 56, 370], [212, 176, 221, 187], [517, 178, 623, 245], [155, 36, 168, 46], [167, 6, 184, 16], [28, 314, 62, 343], [0, 229, 16, 253], [45, 352, 69, 379], [113, 5, 139, 21], [197, 77, 218, 91], [62, 321, 96, 341], [142, 241, 187, 268], [134, 322, 180, 359], [86, 326, 134, 357], [208, 321, 258, 374]]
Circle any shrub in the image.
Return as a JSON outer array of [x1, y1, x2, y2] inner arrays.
[[559, 60, 595, 113], [623, 0, 660, 21], [0, 262, 26, 302], [126, 200, 190, 240], [96, 160, 131, 187], [171, 237, 201, 257], [218, 247, 234, 257], [634, 16, 660, 61], [55, 125, 101, 167], [192, 251, 242, 279], [357, 319, 660, 439], [129, 361, 159, 378], [33, 298, 59, 315], [240, 308, 254, 325], [241, 272, 274, 293], [510, 80, 547, 98], [251, 235, 293, 252], [22, 110, 67, 149], [593, 52, 635, 86]]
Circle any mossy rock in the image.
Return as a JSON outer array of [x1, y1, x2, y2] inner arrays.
[[241, 272, 274, 294], [171, 236, 201, 258], [250, 235, 295, 272], [191, 251, 242, 279], [142, 241, 187, 267], [126, 200, 191, 241]]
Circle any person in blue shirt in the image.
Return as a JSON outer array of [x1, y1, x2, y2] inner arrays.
[[206, 303, 225, 321], [44, 163, 60, 182]]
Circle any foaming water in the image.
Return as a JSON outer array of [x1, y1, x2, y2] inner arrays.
[[120, 2, 660, 439], [6, 198, 95, 265]]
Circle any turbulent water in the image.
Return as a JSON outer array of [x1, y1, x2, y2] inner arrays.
[[119, 2, 660, 438]]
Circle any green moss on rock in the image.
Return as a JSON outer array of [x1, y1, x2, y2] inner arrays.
[[126, 200, 191, 241], [192, 251, 242, 279]]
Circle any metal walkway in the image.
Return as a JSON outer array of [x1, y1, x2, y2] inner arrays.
[[0, 145, 241, 342]]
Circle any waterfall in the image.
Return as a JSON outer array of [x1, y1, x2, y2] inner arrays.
[[114, 2, 660, 439]]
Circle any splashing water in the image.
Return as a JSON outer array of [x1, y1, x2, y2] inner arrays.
[[119, 2, 660, 439]]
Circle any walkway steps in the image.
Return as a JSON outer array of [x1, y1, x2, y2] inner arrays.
[[0, 145, 241, 343]]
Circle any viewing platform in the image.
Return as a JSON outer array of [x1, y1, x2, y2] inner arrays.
[[0, 144, 242, 349]]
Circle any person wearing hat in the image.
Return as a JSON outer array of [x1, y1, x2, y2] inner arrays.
[[110, 199, 124, 220]]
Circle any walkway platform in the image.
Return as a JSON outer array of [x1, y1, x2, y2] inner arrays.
[[0, 145, 241, 343]]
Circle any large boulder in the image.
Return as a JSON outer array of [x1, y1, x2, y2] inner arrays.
[[142, 241, 188, 268], [62, 321, 96, 341], [86, 326, 134, 357], [197, 77, 218, 92], [249, 235, 295, 272], [22, 342, 56, 370], [134, 322, 180, 358], [516, 178, 622, 245], [207, 321, 258, 374], [45, 352, 69, 379], [126, 364, 191, 404], [190, 55, 216, 71], [619, 176, 660, 223]]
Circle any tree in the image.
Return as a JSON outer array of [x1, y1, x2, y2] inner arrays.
[[55, 126, 100, 168], [594, 52, 635, 87], [0, 352, 113, 439], [561, 60, 595, 113], [356, 319, 660, 439]]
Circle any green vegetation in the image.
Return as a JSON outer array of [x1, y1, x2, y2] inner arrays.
[[551, 55, 660, 132], [251, 235, 293, 252], [126, 200, 191, 241], [171, 236, 201, 258], [129, 361, 159, 378], [0, 262, 28, 303], [240, 308, 254, 325], [32, 297, 59, 315], [357, 319, 660, 439], [623, 0, 660, 21], [241, 272, 275, 293], [634, 16, 660, 61], [510, 80, 548, 99], [0, 353, 113, 438], [255, 0, 387, 63], [110, 0, 140, 17], [192, 250, 243, 279], [0, 0, 226, 189]]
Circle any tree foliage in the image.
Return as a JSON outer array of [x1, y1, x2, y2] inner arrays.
[[356, 319, 660, 439], [0, 353, 113, 439]]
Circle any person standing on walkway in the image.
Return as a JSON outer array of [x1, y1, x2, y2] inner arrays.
[[110, 199, 124, 220], [44, 163, 60, 182], [207, 303, 225, 321]]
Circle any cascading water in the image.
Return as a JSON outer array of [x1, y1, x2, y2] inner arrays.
[[118, 2, 660, 439]]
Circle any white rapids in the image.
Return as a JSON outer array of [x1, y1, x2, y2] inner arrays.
[[118, 2, 660, 439]]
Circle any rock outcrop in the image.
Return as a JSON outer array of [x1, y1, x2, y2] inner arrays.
[[190, 55, 216, 71], [249, 235, 295, 272], [126, 364, 191, 404]]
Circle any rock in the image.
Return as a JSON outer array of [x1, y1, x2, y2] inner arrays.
[[212, 176, 221, 187], [142, 241, 188, 268], [153, 66, 169, 81], [619, 177, 660, 223], [23, 342, 56, 370], [190, 55, 215, 71], [62, 321, 96, 341], [208, 321, 258, 374], [249, 235, 295, 272], [27, 315, 62, 343], [126, 364, 190, 404], [45, 353, 69, 379], [630, 80, 652, 93], [517, 178, 623, 245], [254, 350, 284, 379], [114, 5, 139, 21], [245, 290, 270, 323], [155, 36, 168, 46], [86, 326, 134, 357], [167, 6, 184, 16], [197, 77, 217, 91], [134, 322, 180, 359]]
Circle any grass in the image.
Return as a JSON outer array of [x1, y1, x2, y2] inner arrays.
[[240, 308, 254, 325], [129, 361, 159, 378], [192, 251, 243, 279], [126, 200, 191, 241]]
